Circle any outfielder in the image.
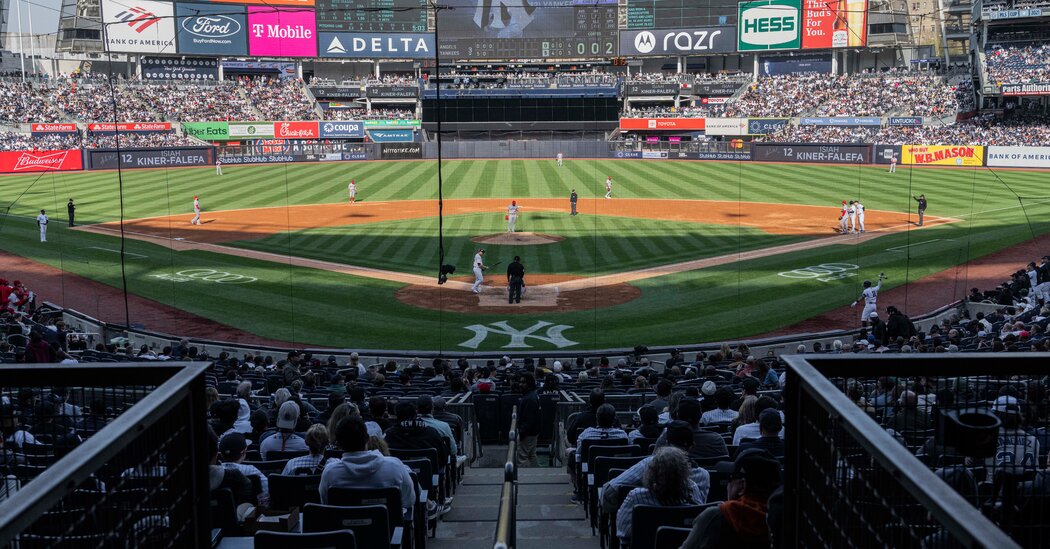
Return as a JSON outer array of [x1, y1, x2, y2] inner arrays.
[[507, 200, 519, 233], [36, 209, 48, 242], [838, 200, 849, 234], [889, 154, 897, 174], [852, 273, 885, 326], [848, 201, 858, 234], [216, 158, 223, 176], [604, 176, 613, 199], [855, 200, 866, 233], [348, 179, 357, 204], [557, 153, 563, 167], [471, 249, 487, 294], [191, 196, 201, 225]]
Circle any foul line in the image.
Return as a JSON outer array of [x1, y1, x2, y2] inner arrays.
[[885, 239, 948, 252], [86, 246, 148, 259]]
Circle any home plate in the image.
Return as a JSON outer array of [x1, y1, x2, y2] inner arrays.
[[477, 286, 560, 307]]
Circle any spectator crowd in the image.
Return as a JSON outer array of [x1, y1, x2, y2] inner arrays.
[[987, 42, 1050, 84]]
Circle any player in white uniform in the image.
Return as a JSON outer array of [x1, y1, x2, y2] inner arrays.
[[855, 201, 866, 233], [852, 273, 884, 326], [191, 196, 201, 225], [348, 179, 357, 204], [889, 155, 897, 174], [604, 176, 613, 199], [507, 200, 519, 233], [556, 153, 563, 167], [471, 249, 487, 294], [848, 201, 858, 234], [215, 158, 223, 176], [36, 210, 48, 242], [838, 200, 849, 234]]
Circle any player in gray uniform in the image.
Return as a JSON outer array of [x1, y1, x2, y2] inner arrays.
[[471, 249, 487, 294], [851, 273, 885, 326]]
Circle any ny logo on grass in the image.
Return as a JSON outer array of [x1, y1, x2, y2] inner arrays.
[[460, 321, 577, 349]]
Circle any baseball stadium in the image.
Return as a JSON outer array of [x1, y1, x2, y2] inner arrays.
[[1, 0, 1050, 547]]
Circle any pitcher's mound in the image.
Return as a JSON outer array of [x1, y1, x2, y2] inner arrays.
[[471, 232, 563, 246]]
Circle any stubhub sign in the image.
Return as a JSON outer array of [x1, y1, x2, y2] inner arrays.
[[319, 32, 435, 59], [738, 0, 800, 51]]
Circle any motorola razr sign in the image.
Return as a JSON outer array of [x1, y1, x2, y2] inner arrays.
[[619, 27, 736, 55], [737, 0, 801, 51]]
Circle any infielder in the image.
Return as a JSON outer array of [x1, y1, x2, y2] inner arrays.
[[855, 200, 866, 233], [36, 209, 48, 242], [507, 200, 519, 233], [848, 201, 858, 233], [889, 154, 897, 174], [556, 153, 563, 167], [191, 196, 201, 225], [604, 176, 613, 199], [348, 179, 357, 204], [216, 158, 223, 176], [471, 249, 487, 294], [838, 200, 849, 234], [852, 273, 884, 326]]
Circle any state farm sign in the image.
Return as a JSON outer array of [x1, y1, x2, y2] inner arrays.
[[30, 123, 78, 133], [274, 121, 319, 138], [87, 122, 172, 132], [0, 150, 84, 173], [619, 118, 706, 131]]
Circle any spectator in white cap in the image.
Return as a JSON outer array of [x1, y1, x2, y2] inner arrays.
[[987, 394, 1039, 480], [702, 387, 739, 425], [259, 401, 309, 459], [552, 361, 570, 382]]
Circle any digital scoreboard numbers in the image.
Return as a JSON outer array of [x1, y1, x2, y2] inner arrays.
[[316, 0, 428, 33], [625, 0, 738, 29], [437, 0, 616, 59]]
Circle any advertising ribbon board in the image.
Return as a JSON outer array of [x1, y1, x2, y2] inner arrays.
[[101, 0, 177, 53], [0, 150, 83, 173], [319, 32, 435, 59], [182, 122, 230, 141], [619, 118, 706, 131], [752, 143, 871, 164], [87, 148, 214, 170], [747, 118, 789, 134], [626, 82, 681, 96], [619, 27, 736, 56], [1001, 83, 1050, 96], [366, 85, 420, 99], [274, 121, 320, 139], [380, 143, 422, 159], [986, 146, 1050, 168], [246, 6, 317, 57], [368, 129, 415, 142], [705, 118, 748, 136], [87, 122, 172, 133], [901, 145, 984, 166], [363, 120, 422, 127], [888, 116, 923, 126], [229, 122, 275, 138], [320, 121, 365, 138], [800, 117, 881, 126], [30, 123, 78, 134]]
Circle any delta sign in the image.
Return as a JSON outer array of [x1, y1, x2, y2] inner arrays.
[[738, 0, 801, 51]]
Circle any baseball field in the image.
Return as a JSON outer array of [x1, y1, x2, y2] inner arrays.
[[1, 158, 1048, 351]]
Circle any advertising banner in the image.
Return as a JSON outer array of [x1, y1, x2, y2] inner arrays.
[[619, 27, 736, 55], [30, 123, 78, 134], [247, 6, 317, 57], [141, 56, 219, 80], [800, 117, 881, 126], [801, 0, 867, 49], [987, 146, 1050, 168], [218, 154, 313, 165], [319, 32, 435, 59], [901, 145, 984, 166], [368, 129, 415, 143], [1001, 83, 1050, 96], [748, 118, 789, 134], [672, 150, 753, 160], [210, 0, 313, 6], [752, 143, 870, 163], [229, 122, 275, 138], [320, 121, 365, 138], [343, 152, 368, 161], [87, 147, 214, 170], [366, 85, 420, 99], [87, 122, 172, 133], [889, 116, 923, 126], [222, 60, 297, 79], [101, 0, 176, 53], [986, 7, 1043, 19], [760, 54, 832, 75], [363, 119, 422, 127], [175, 3, 248, 56], [705, 118, 748, 136], [381, 143, 422, 159], [0, 150, 83, 173], [626, 82, 681, 96], [692, 81, 747, 97], [183, 122, 230, 141], [613, 151, 643, 159], [274, 121, 320, 139], [311, 85, 363, 99], [641, 151, 669, 159], [873, 145, 902, 164], [738, 0, 801, 51], [619, 118, 706, 131]]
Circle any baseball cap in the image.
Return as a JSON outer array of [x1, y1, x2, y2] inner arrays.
[[675, 398, 702, 423], [992, 395, 1021, 415], [552, 361, 562, 372], [977, 330, 987, 338], [759, 408, 783, 433], [701, 381, 717, 396], [731, 448, 782, 492], [276, 401, 300, 430], [219, 432, 247, 457], [665, 420, 695, 449], [869, 312, 879, 318]]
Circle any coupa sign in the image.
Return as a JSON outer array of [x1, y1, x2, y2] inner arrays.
[[737, 0, 800, 51]]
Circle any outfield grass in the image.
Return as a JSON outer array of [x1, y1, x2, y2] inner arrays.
[[1, 159, 1048, 351]]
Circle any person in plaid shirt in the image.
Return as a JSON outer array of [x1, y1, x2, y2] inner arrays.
[[282, 425, 335, 475]]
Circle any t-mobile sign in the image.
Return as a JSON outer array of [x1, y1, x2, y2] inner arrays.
[[247, 7, 317, 57]]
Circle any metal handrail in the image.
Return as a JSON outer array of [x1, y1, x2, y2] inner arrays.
[[0, 362, 212, 547], [781, 355, 1021, 549], [494, 406, 518, 549]]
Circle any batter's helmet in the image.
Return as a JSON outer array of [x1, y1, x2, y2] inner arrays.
[[863, 280, 872, 287]]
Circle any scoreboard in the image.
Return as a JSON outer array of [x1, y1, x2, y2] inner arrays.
[[437, 0, 617, 59], [316, 0, 429, 33], [624, 0, 738, 29]]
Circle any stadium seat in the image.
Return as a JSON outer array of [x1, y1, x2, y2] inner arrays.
[[254, 529, 356, 549], [629, 504, 712, 549], [268, 474, 322, 511], [654, 525, 692, 548], [302, 503, 402, 549]]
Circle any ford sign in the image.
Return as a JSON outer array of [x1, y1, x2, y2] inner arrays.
[[182, 14, 241, 38]]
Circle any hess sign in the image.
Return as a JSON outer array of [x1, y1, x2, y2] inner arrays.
[[738, 0, 801, 51]]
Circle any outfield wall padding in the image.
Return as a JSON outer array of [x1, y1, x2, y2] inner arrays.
[[85, 147, 215, 170]]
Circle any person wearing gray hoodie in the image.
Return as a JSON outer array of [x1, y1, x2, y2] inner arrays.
[[319, 415, 415, 517]]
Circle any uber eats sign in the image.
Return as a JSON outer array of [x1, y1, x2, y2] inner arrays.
[[738, 0, 801, 51]]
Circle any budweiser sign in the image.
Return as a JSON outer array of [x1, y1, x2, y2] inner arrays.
[[0, 150, 83, 173], [30, 123, 78, 133], [274, 121, 319, 139]]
